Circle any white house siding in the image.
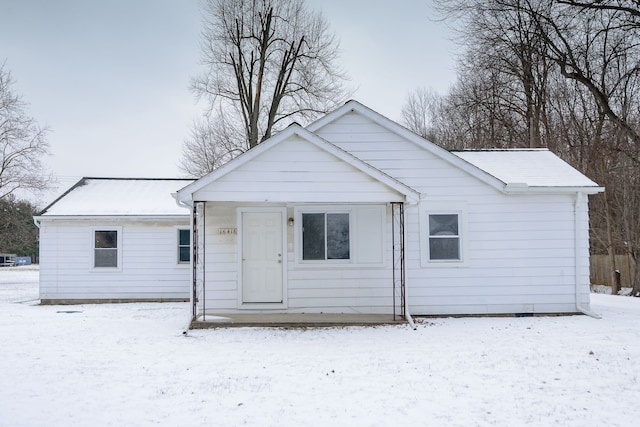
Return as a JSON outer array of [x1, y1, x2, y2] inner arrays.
[[199, 202, 398, 315], [39, 219, 190, 302], [316, 112, 591, 314], [193, 136, 404, 203]]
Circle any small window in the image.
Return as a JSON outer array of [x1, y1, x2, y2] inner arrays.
[[428, 214, 460, 261], [94, 230, 118, 268], [302, 212, 350, 260], [178, 229, 190, 263]]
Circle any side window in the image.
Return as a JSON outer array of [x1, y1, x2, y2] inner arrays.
[[94, 230, 118, 268], [428, 214, 460, 260], [178, 229, 190, 263], [302, 212, 350, 261], [420, 201, 468, 267]]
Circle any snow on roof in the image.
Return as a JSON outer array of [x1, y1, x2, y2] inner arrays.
[[453, 149, 600, 189], [40, 178, 194, 216]]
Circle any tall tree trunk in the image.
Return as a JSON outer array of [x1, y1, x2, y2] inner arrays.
[[632, 253, 640, 297], [604, 194, 619, 295]]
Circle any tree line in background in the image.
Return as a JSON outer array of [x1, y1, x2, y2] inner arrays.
[[401, 0, 640, 296], [0, 62, 50, 258]]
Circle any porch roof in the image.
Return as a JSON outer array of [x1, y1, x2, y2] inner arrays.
[[176, 124, 421, 205]]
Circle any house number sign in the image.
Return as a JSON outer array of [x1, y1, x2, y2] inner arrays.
[[218, 228, 237, 235]]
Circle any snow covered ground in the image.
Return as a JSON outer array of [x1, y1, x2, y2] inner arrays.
[[1, 267, 639, 427]]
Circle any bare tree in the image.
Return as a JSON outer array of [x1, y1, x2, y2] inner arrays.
[[0, 62, 51, 199], [431, 0, 640, 295], [189, 0, 350, 167], [401, 87, 441, 141], [179, 109, 245, 178]]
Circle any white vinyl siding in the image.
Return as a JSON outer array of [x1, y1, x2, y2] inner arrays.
[[193, 136, 405, 203], [316, 112, 591, 314], [199, 203, 390, 314], [39, 219, 190, 302]]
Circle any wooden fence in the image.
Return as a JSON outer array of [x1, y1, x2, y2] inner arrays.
[[590, 254, 636, 287]]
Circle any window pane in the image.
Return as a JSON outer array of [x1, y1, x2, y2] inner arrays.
[[429, 214, 458, 236], [179, 229, 190, 246], [327, 213, 350, 259], [302, 213, 325, 260], [429, 237, 460, 260], [95, 248, 117, 267], [179, 247, 190, 263], [95, 231, 117, 248]]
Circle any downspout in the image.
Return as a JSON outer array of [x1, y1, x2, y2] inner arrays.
[[404, 291, 417, 330], [574, 191, 601, 319], [404, 202, 417, 330]]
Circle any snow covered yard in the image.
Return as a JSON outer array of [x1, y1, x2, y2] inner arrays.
[[1, 267, 638, 427]]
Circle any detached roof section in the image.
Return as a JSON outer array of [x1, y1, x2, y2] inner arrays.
[[453, 149, 603, 194], [39, 178, 194, 217]]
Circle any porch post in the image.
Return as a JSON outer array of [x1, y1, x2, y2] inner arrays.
[[192, 202, 206, 321], [391, 202, 406, 320]]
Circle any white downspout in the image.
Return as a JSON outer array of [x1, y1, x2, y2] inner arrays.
[[574, 191, 601, 319], [404, 291, 417, 329], [403, 202, 417, 330]]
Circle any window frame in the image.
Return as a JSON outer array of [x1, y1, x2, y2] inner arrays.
[[91, 226, 122, 271], [419, 201, 469, 267], [294, 205, 387, 267], [427, 212, 462, 261], [177, 228, 191, 265], [296, 207, 353, 264]]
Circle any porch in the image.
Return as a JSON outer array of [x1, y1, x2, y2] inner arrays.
[[190, 313, 407, 328]]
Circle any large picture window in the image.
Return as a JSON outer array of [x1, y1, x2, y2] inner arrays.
[[178, 229, 190, 263], [302, 212, 350, 260], [94, 230, 118, 268]]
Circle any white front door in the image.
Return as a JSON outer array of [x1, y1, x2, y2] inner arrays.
[[241, 211, 284, 303]]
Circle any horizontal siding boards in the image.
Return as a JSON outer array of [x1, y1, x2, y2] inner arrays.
[[38, 219, 190, 301], [316, 113, 586, 314], [196, 111, 591, 315], [193, 136, 404, 203], [200, 202, 397, 314]]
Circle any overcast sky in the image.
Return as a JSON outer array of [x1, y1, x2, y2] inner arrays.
[[0, 0, 457, 205]]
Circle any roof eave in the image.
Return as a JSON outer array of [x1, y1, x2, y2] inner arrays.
[[34, 214, 190, 221], [503, 184, 605, 195]]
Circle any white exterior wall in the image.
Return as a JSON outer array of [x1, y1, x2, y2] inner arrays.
[[199, 202, 397, 314], [193, 136, 404, 203], [316, 112, 591, 314], [39, 218, 190, 302]]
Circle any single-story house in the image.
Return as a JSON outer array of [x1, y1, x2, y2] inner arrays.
[[36, 100, 603, 322], [34, 178, 194, 303], [175, 100, 603, 321]]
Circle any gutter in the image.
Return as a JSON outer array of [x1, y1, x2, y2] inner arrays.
[[574, 191, 601, 319]]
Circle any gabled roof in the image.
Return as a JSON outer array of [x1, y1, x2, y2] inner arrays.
[[307, 100, 602, 193], [38, 178, 194, 217], [176, 124, 421, 204], [453, 150, 603, 193], [306, 100, 507, 192]]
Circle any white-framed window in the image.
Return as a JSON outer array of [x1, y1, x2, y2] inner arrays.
[[420, 201, 468, 267], [295, 205, 385, 266], [301, 212, 351, 261], [428, 213, 461, 260], [177, 228, 190, 264], [92, 227, 122, 269]]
